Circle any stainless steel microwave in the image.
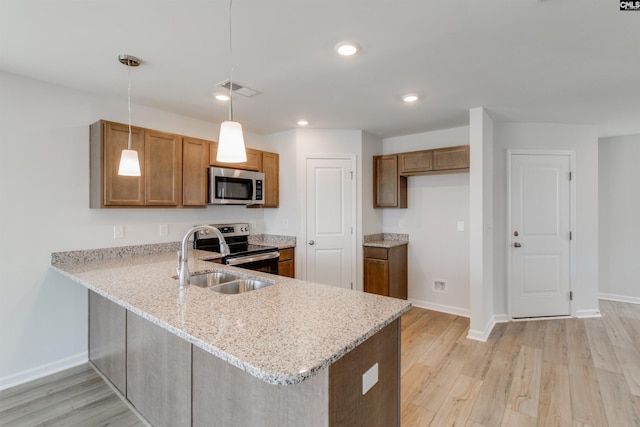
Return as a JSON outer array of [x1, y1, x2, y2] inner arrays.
[[208, 167, 265, 205]]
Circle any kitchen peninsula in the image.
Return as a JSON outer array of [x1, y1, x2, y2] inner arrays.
[[51, 243, 410, 427]]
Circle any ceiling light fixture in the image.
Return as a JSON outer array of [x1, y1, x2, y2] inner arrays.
[[215, 94, 230, 101], [403, 94, 419, 103], [297, 120, 309, 126], [117, 54, 141, 177], [217, 0, 247, 163], [335, 41, 360, 56]]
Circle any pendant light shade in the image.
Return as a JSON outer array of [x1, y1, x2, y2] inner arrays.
[[217, 120, 247, 163], [118, 148, 141, 176]]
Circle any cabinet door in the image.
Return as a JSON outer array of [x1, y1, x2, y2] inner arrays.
[[89, 291, 126, 395], [399, 150, 433, 175], [262, 151, 279, 208], [433, 145, 469, 170], [373, 155, 407, 208], [145, 130, 182, 206], [364, 257, 389, 296], [127, 312, 191, 427], [278, 248, 294, 277], [182, 137, 209, 207], [210, 142, 262, 171], [103, 121, 145, 206]]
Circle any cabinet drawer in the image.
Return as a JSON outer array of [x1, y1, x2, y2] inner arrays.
[[364, 247, 389, 260], [279, 247, 294, 262]]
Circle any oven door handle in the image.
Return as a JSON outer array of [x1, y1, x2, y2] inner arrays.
[[226, 251, 280, 266]]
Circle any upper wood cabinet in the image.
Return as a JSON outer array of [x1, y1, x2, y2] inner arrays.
[[261, 151, 279, 208], [209, 142, 262, 171], [399, 145, 469, 176], [399, 150, 433, 175], [145, 130, 181, 206], [91, 121, 145, 207], [182, 137, 210, 207], [91, 120, 208, 208], [374, 155, 407, 208], [433, 145, 469, 171]]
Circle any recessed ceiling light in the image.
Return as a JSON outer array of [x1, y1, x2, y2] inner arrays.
[[297, 120, 309, 126], [335, 41, 360, 56], [403, 94, 419, 103], [215, 94, 230, 101]]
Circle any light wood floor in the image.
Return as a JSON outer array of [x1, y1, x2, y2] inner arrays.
[[2, 300, 639, 426], [401, 299, 640, 426]]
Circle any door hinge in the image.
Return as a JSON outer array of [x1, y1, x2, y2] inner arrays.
[[351, 226, 354, 235], [570, 231, 573, 240], [570, 291, 573, 301], [350, 171, 354, 180], [569, 171, 573, 181]]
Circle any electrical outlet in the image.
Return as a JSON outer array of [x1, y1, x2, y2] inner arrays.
[[113, 225, 124, 239], [362, 363, 379, 395], [434, 279, 447, 293], [159, 224, 169, 236]]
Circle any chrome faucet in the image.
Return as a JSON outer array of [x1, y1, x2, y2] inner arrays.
[[177, 225, 230, 288]]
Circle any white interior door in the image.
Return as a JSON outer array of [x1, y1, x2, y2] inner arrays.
[[305, 157, 354, 289], [509, 153, 572, 318]]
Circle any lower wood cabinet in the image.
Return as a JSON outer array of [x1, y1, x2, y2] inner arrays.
[[126, 312, 192, 427], [278, 247, 295, 278], [364, 245, 408, 299], [88, 291, 126, 395]]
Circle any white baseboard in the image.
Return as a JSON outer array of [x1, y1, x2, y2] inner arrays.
[[467, 313, 508, 342], [409, 298, 470, 318], [0, 352, 88, 391], [576, 309, 602, 318], [599, 293, 640, 305]]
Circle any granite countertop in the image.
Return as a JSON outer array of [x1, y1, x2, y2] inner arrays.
[[51, 248, 409, 386], [363, 232, 409, 248], [248, 234, 296, 249]]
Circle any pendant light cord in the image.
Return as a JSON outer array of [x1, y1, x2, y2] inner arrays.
[[127, 64, 133, 150], [228, 0, 234, 122]]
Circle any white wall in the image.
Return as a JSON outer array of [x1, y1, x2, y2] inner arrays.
[[361, 131, 383, 236], [383, 126, 470, 316], [599, 134, 640, 302], [0, 71, 268, 388], [493, 122, 600, 317]]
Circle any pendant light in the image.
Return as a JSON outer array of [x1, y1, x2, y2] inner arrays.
[[217, 0, 247, 163], [117, 54, 142, 176]]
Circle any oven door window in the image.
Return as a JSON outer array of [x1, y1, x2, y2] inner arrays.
[[216, 177, 253, 201]]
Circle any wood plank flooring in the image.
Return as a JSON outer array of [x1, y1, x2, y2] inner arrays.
[[402, 299, 640, 427], [0, 364, 146, 426], [2, 300, 639, 426]]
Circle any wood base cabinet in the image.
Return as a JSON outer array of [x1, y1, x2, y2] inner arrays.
[[364, 245, 408, 299], [278, 247, 295, 278]]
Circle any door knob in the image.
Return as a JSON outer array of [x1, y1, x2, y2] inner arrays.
[[308, 240, 315, 245], [514, 242, 522, 248]]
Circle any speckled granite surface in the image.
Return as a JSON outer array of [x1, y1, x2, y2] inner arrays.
[[248, 234, 296, 249], [51, 249, 409, 386], [363, 233, 409, 248]]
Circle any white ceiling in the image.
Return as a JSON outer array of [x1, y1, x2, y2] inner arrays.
[[1, 0, 639, 138]]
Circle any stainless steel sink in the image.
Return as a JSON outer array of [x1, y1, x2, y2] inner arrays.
[[187, 271, 240, 288], [210, 279, 273, 294]]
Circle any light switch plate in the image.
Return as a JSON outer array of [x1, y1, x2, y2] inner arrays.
[[457, 221, 465, 232], [362, 362, 379, 395], [159, 224, 169, 236]]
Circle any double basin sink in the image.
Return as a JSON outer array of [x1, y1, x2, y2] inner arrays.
[[185, 271, 274, 294]]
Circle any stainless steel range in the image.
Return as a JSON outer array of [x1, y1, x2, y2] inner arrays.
[[193, 223, 280, 275]]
